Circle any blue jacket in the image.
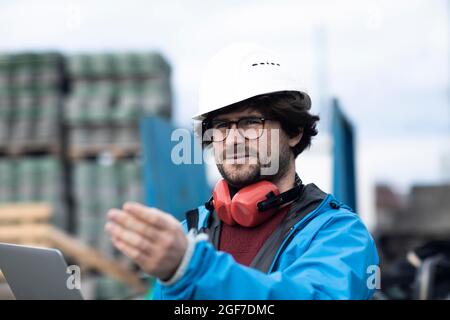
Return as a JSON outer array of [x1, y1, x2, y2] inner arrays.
[[151, 183, 379, 300]]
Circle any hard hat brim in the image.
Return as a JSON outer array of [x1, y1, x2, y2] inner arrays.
[[192, 90, 311, 121]]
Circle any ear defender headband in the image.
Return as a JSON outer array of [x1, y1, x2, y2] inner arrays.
[[205, 178, 303, 227]]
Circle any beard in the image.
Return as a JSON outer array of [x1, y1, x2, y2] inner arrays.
[[216, 139, 292, 189], [217, 162, 261, 188]]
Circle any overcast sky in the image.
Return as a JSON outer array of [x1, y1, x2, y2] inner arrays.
[[1, 0, 449, 192]]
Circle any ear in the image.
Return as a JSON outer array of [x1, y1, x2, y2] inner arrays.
[[288, 130, 303, 148]]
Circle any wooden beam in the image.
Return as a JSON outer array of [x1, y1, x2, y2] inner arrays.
[[0, 224, 52, 244], [0, 203, 52, 223], [48, 227, 147, 294]]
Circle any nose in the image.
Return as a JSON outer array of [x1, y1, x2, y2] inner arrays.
[[225, 123, 245, 145]]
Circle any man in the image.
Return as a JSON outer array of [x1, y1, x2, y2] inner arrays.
[[105, 43, 379, 299]]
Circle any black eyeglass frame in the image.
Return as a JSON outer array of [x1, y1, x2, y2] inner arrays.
[[202, 117, 273, 142]]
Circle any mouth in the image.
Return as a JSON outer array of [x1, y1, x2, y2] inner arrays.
[[233, 154, 249, 159], [225, 154, 251, 159], [224, 155, 259, 164]]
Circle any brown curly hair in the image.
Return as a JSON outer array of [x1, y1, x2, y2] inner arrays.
[[196, 91, 320, 158]]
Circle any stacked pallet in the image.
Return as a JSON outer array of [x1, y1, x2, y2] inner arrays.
[[0, 51, 172, 299], [65, 53, 171, 298], [0, 53, 68, 229], [0, 53, 65, 149], [65, 52, 171, 154], [74, 159, 142, 251], [0, 157, 65, 227], [65, 52, 171, 251]]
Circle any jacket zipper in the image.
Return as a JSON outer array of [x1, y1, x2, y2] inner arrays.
[[267, 195, 332, 273]]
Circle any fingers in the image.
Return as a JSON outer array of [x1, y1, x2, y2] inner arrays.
[[107, 208, 146, 234], [105, 221, 156, 252], [107, 208, 159, 242], [110, 236, 149, 266], [122, 202, 176, 229], [105, 203, 188, 279]]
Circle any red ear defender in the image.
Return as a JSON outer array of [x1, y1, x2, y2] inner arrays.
[[212, 179, 236, 225], [212, 179, 280, 227], [231, 181, 280, 227]]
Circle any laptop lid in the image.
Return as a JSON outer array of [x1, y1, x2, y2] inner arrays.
[[0, 242, 84, 300]]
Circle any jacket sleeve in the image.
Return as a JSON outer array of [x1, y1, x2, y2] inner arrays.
[[151, 212, 379, 300]]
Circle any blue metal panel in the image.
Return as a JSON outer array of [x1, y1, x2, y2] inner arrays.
[[331, 98, 357, 212], [140, 116, 211, 221]]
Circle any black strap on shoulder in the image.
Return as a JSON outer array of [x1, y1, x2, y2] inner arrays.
[[185, 208, 199, 232], [204, 196, 214, 211], [257, 183, 304, 212]]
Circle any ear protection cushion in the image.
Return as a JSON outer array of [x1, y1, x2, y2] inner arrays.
[[212, 179, 280, 227], [212, 179, 236, 225], [231, 181, 280, 227]]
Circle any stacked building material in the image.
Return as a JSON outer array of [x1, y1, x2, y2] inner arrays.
[[73, 159, 143, 256], [0, 53, 65, 148], [0, 53, 68, 229], [65, 52, 171, 260], [0, 50, 172, 299], [65, 53, 171, 150], [0, 157, 66, 227]]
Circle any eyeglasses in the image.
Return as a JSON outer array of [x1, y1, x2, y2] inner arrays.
[[203, 117, 271, 142]]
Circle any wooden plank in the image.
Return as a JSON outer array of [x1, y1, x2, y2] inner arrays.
[[6, 143, 60, 155], [48, 227, 147, 293], [0, 224, 52, 243], [69, 144, 140, 160], [0, 203, 52, 223]]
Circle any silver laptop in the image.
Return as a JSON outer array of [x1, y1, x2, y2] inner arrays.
[[0, 242, 84, 300]]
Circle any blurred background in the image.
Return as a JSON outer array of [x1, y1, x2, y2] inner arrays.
[[0, 0, 449, 300]]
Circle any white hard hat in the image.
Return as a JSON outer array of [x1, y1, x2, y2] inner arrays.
[[193, 43, 311, 120]]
